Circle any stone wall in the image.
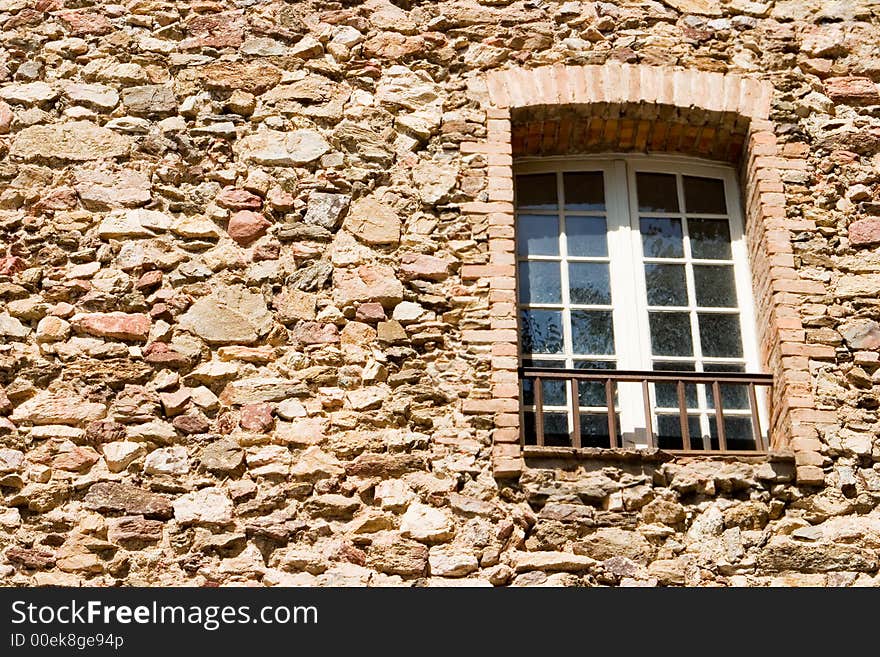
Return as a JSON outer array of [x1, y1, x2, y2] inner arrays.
[[1, 0, 880, 587]]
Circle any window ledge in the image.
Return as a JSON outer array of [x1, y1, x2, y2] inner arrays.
[[522, 446, 795, 463]]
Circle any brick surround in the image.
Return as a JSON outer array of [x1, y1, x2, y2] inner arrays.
[[460, 64, 826, 483]]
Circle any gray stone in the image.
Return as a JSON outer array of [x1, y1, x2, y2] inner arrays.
[[237, 129, 330, 166], [179, 285, 272, 345], [839, 318, 880, 350], [173, 488, 234, 525], [303, 192, 351, 230], [60, 81, 119, 111], [122, 85, 177, 115], [11, 122, 131, 161], [83, 482, 173, 519], [199, 439, 245, 474]]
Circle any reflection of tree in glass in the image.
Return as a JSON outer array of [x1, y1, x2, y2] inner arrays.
[[520, 310, 563, 354], [640, 218, 683, 258]]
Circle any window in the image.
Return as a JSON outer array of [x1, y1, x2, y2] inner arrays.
[[516, 156, 769, 452]]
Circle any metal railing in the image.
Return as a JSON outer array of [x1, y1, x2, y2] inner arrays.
[[520, 367, 773, 453]]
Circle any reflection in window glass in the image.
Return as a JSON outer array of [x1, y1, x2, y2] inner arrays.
[[571, 310, 615, 355], [689, 218, 732, 259], [640, 217, 684, 258], [520, 310, 564, 354], [569, 263, 611, 305], [645, 264, 687, 306], [517, 215, 559, 256], [649, 312, 693, 357], [518, 261, 561, 305], [563, 172, 605, 211], [566, 216, 607, 257], [683, 176, 727, 214], [694, 265, 737, 307], [698, 313, 743, 358], [636, 172, 679, 212], [516, 173, 557, 210]]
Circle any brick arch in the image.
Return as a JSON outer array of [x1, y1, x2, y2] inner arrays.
[[460, 64, 826, 484]]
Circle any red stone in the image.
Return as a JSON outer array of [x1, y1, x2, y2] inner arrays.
[[144, 342, 190, 368], [0, 256, 26, 276], [136, 270, 163, 291], [239, 403, 274, 432], [291, 321, 340, 345], [173, 413, 210, 435], [5, 545, 56, 570], [849, 218, 880, 246], [181, 11, 245, 50], [399, 253, 451, 281], [252, 241, 280, 262], [33, 187, 78, 212], [58, 11, 113, 36], [227, 210, 271, 245], [71, 312, 150, 342], [825, 77, 880, 105], [53, 447, 100, 472], [267, 187, 295, 211], [216, 186, 262, 210], [355, 303, 386, 323]]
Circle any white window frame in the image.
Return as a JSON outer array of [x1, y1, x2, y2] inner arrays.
[[515, 154, 765, 449]]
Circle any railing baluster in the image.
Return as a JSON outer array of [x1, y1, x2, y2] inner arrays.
[[642, 379, 654, 449], [605, 378, 618, 448], [677, 380, 691, 451], [748, 382, 763, 451], [569, 377, 581, 449], [533, 377, 544, 447], [713, 381, 727, 451]]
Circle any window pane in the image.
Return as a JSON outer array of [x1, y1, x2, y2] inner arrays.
[[649, 312, 693, 357], [705, 363, 750, 410], [689, 218, 731, 259], [579, 413, 619, 448], [709, 416, 758, 451], [694, 265, 737, 307], [516, 173, 557, 210], [645, 264, 687, 306], [569, 263, 611, 305], [652, 361, 697, 408], [520, 310, 564, 354], [698, 313, 743, 358], [566, 216, 607, 257], [517, 214, 559, 256], [523, 411, 570, 446], [519, 261, 561, 304], [571, 310, 614, 355], [574, 360, 615, 407], [683, 176, 727, 214], [564, 172, 605, 211], [640, 217, 684, 258], [636, 172, 679, 212], [521, 360, 567, 407], [655, 414, 701, 451]]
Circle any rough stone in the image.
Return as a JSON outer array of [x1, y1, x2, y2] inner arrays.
[[173, 488, 233, 525], [237, 129, 330, 166], [11, 122, 131, 161], [83, 482, 172, 519], [344, 196, 401, 245], [179, 285, 272, 345]]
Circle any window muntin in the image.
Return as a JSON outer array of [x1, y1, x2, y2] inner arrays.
[[515, 157, 763, 451]]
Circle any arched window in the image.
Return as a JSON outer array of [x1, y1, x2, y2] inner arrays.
[[516, 156, 770, 452]]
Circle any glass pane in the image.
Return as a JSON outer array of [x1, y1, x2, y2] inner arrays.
[[705, 363, 750, 410], [709, 416, 757, 451], [574, 360, 615, 407], [517, 214, 559, 256], [516, 173, 557, 210], [637, 172, 679, 212], [521, 360, 567, 408], [564, 172, 605, 211], [579, 413, 619, 449], [571, 310, 614, 355], [655, 414, 701, 451], [683, 176, 727, 214], [566, 216, 607, 257], [645, 264, 687, 306], [640, 217, 684, 258], [649, 312, 693, 357], [523, 411, 570, 447], [518, 261, 561, 304], [569, 263, 611, 305], [652, 361, 697, 408], [698, 313, 743, 358], [520, 310, 564, 354], [694, 265, 737, 308], [689, 218, 731, 259]]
